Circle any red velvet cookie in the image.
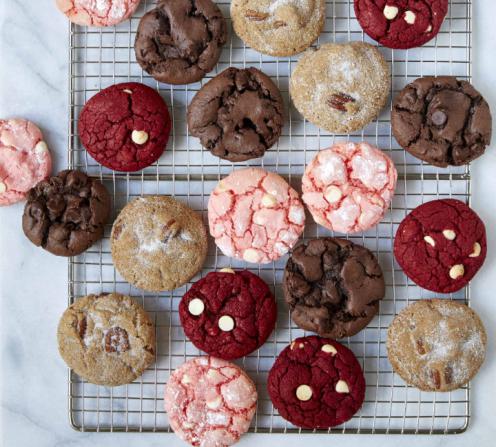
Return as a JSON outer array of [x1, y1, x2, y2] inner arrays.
[[268, 336, 365, 429], [354, 0, 448, 49], [179, 270, 277, 360], [394, 199, 486, 294], [78, 82, 171, 172]]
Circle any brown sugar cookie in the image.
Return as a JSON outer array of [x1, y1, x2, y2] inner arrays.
[[387, 299, 487, 392], [57, 293, 156, 387], [111, 196, 208, 292]]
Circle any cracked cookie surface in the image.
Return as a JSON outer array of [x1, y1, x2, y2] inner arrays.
[[188, 67, 284, 162], [387, 299, 487, 391], [179, 270, 277, 359], [164, 356, 257, 447], [268, 336, 365, 428], [57, 292, 156, 387], [111, 195, 208, 292], [283, 238, 385, 338], [79, 82, 171, 172], [394, 199, 486, 293], [208, 167, 305, 264], [392, 76, 492, 167], [22, 170, 110, 257], [134, 0, 227, 85]]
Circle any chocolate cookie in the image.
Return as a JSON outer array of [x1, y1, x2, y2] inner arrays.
[[394, 199, 486, 294], [179, 269, 277, 360], [57, 293, 156, 387], [134, 0, 227, 85], [392, 76, 492, 167], [387, 299, 487, 392], [283, 238, 385, 338], [268, 336, 365, 428], [188, 67, 284, 162], [22, 170, 111, 257]]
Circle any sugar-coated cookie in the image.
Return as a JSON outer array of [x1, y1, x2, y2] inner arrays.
[[164, 357, 257, 446], [208, 167, 305, 264], [0, 118, 52, 206]]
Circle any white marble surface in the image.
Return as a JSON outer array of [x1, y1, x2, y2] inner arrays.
[[1, 1, 495, 446]]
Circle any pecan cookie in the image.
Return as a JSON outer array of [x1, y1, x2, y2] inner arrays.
[[111, 196, 208, 292], [57, 293, 156, 387]]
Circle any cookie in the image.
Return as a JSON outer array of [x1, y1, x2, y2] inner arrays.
[[57, 292, 156, 387], [231, 0, 326, 57], [134, 0, 227, 85], [22, 170, 111, 257], [268, 336, 365, 428], [111, 196, 208, 292], [78, 82, 171, 172], [290, 42, 390, 134], [392, 76, 492, 167], [0, 118, 52, 206], [164, 356, 257, 446], [208, 167, 305, 264], [394, 199, 486, 294], [387, 299, 487, 392], [283, 238, 385, 338], [302, 142, 397, 234], [56, 0, 141, 27], [179, 270, 277, 360], [354, 0, 448, 50], [187, 67, 284, 162]]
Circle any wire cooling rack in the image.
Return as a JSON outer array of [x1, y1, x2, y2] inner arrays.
[[67, 0, 473, 435]]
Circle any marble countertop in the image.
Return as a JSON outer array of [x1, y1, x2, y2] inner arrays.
[[1, 1, 495, 446]]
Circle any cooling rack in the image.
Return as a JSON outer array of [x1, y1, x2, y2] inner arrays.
[[67, 0, 473, 435]]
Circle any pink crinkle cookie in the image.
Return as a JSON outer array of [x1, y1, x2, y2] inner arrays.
[[302, 142, 397, 234], [208, 167, 306, 264], [0, 119, 52, 206], [164, 356, 257, 447], [56, 0, 141, 27]]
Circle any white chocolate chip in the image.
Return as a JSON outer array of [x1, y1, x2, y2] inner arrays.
[[218, 315, 235, 332], [321, 344, 337, 355], [469, 242, 481, 258], [335, 380, 350, 393], [34, 141, 49, 155], [131, 130, 149, 145], [426, 24, 433, 33], [183, 421, 194, 429], [442, 229, 456, 241], [290, 341, 296, 350], [296, 384, 312, 401], [424, 236, 436, 247], [404, 10, 416, 25], [299, 343, 305, 349], [0, 182, 6, 193], [206, 396, 222, 409], [219, 268, 235, 274], [261, 193, 278, 208], [188, 298, 205, 316], [123, 89, 133, 94], [243, 248, 260, 263], [383, 5, 399, 20], [449, 264, 465, 280], [253, 213, 266, 226], [324, 185, 342, 204], [217, 181, 227, 192], [181, 374, 192, 385]]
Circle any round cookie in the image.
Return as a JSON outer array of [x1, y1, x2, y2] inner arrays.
[[111, 196, 208, 292], [179, 270, 277, 360], [231, 0, 326, 57], [354, 0, 449, 50], [208, 167, 305, 264], [387, 299, 487, 392], [22, 170, 111, 257], [392, 76, 492, 167], [134, 0, 227, 85], [0, 118, 52, 206], [394, 199, 486, 294], [56, 0, 141, 27], [290, 42, 390, 134], [283, 238, 385, 338], [188, 67, 284, 162], [302, 142, 397, 234], [164, 356, 257, 446], [57, 292, 156, 387], [268, 336, 365, 428], [78, 82, 171, 172]]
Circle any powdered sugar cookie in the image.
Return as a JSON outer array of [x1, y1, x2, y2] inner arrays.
[[208, 167, 305, 264]]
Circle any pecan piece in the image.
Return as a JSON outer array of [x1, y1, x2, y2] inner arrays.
[[245, 10, 269, 21], [328, 93, 356, 112], [75, 314, 87, 339], [104, 327, 130, 353], [162, 219, 181, 243], [444, 365, 453, 385], [273, 20, 286, 28], [429, 368, 441, 389], [416, 337, 426, 355]]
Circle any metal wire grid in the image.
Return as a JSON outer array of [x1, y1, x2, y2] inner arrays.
[[67, 0, 473, 435]]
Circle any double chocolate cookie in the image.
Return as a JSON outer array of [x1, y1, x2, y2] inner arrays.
[[134, 0, 227, 85], [188, 67, 284, 162], [392, 76, 492, 167], [283, 238, 385, 338], [22, 170, 111, 257]]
